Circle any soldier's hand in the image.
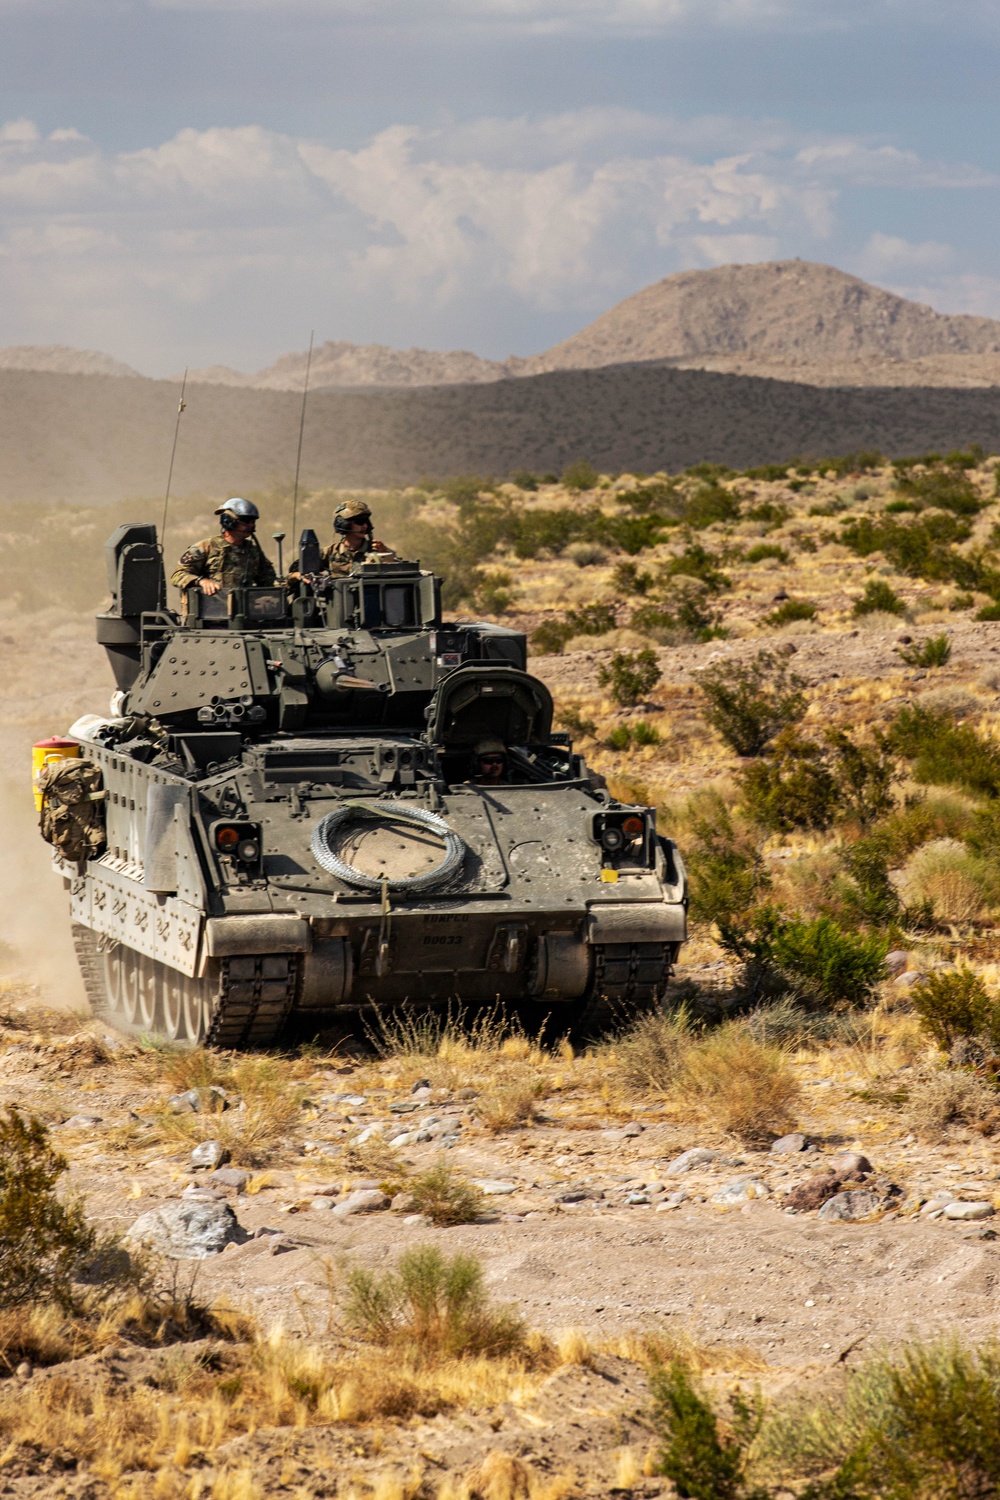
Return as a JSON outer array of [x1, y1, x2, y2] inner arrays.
[[199, 579, 221, 595]]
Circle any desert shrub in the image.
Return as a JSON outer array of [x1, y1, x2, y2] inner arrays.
[[406, 1164, 484, 1227], [344, 1246, 525, 1359], [476, 1065, 541, 1133], [598, 648, 661, 707], [769, 916, 888, 1008], [631, 591, 726, 643], [562, 459, 599, 491], [826, 728, 899, 827], [902, 842, 1000, 926], [744, 543, 788, 564], [565, 541, 608, 567], [895, 466, 985, 516], [607, 720, 661, 751], [898, 633, 952, 668], [597, 513, 672, 553], [650, 1359, 767, 1500], [743, 463, 791, 483], [904, 1069, 1000, 1139], [740, 731, 838, 833], [685, 482, 741, 529], [684, 793, 771, 932], [676, 1026, 800, 1143], [511, 507, 589, 558], [531, 600, 617, 654], [744, 996, 865, 1049], [879, 792, 977, 859], [838, 834, 904, 928], [0, 1108, 96, 1308], [853, 578, 907, 616], [743, 501, 789, 526], [888, 705, 1000, 798], [612, 560, 653, 594], [607, 1009, 691, 1092], [909, 969, 999, 1052], [662, 544, 731, 592], [473, 568, 514, 614], [687, 461, 736, 481], [765, 599, 816, 627], [841, 513, 973, 583], [697, 651, 806, 757], [511, 469, 539, 491], [555, 702, 597, 740]]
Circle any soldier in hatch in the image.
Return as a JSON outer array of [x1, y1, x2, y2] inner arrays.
[[323, 499, 398, 575], [472, 737, 508, 785], [171, 499, 277, 596]]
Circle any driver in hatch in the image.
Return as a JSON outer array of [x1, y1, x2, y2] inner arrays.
[[472, 737, 508, 785]]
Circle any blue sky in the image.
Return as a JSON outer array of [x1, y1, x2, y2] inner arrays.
[[2, 0, 999, 374]]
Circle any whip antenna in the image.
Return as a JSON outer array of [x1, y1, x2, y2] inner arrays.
[[291, 331, 314, 545], [160, 368, 188, 561]]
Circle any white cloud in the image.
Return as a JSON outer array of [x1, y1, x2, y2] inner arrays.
[[858, 231, 954, 274], [0, 109, 993, 371]]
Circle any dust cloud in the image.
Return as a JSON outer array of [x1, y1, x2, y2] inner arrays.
[[0, 772, 85, 1009]]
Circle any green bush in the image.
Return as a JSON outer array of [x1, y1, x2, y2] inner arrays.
[[825, 728, 898, 828], [898, 634, 952, 668], [511, 507, 588, 558], [909, 969, 1000, 1052], [615, 481, 682, 515], [895, 466, 985, 517], [743, 463, 791, 482], [598, 513, 670, 554], [531, 600, 617, 654], [554, 702, 597, 740], [631, 591, 726, 643], [888, 706, 1000, 798], [697, 651, 807, 757], [853, 578, 906, 617], [743, 501, 789, 527], [684, 793, 770, 931], [439, 474, 496, 507], [978, 603, 1000, 622], [511, 469, 539, 491], [0, 1107, 96, 1308], [473, 569, 514, 614], [684, 482, 741, 529], [745, 543, 789, 564], [740, 731, 838, 833], [344, 1245, 525, 1359], [562, 459, 599, 491], [650, 1359, 767, 1500], [838, 834, 904, 928], [770, 916, 889, 1007], [405, 1163, 484, 1227], [661, 544, 731, 593], [841, 513, 973, 583], [606, 720, 661, 751], [598, 648, 661, 706], [611, 560, 653, 595], [765, 599, 816, 627]]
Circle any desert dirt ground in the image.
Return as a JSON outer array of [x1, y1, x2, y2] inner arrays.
[[6, 459, 1000, 1496]]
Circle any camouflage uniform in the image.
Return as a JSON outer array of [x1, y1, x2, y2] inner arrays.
[[171, 535, 277, 592], [322, 535, 398, 576]]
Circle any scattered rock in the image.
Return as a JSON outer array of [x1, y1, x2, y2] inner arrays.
[[125, 1198, 247, 1258], [711, 1177, 769, 1207], [353, 1123, 385, 1145], [168, 1086, 228, 1115], [167, 1092, 198, 1114], [270, 1237, 299, 1255], [665, 1148, 718, 1176], [389, 1101, 420, 1114], [621, 1122, 643, 1137], [770, 1132, 807, 1155], [473, 1180, 518, 1196], [411, 1079, 431, 1092], [58, 1114, 103, 1129], [190, 1140, 230, 1171], [944, 1201, 995, 1221], [897, 970, 925, 987], [884, 951, 910, 977], [309, 1197, 337, 1211], [625, 1191, 650, 1205], [391, 1191, 418, 1213], [817, 1190, 882, 1222], [206, 1167, 249, 1193], [15, 1362, 32, 1380], [656, 1189, 689, 1211], [827, 1152, 873, 1177], [331, 1189, 390, 1218], [784, 1171, 851, 1212]]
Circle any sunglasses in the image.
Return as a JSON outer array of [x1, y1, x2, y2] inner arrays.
[[479, 755, 504, 766]]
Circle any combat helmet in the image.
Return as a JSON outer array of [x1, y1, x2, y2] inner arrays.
[[334, 498, 373, 536], [215, 498, 260, 529]]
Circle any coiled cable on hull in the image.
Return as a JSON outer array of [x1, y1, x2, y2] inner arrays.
[[310, 800, 466, 893]]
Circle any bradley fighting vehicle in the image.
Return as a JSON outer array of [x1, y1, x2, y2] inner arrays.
[[39, 524, 687, 1046]]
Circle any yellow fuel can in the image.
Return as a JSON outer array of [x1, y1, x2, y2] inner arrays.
[[32, 737, 80, 811]]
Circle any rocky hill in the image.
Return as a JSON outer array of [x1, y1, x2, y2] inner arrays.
[[0, 344, 140, 378], [188, 340, 507, 390]]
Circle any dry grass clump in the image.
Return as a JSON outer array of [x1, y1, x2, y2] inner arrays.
[[345, 1246, 529, 1362], [152, 1055, 308, 1166], [901, 839, 1000, 925], [366, 1007, 546, 1094], [674, 1026, 800, 1144], [902, 1067, 1000, 1139], [476, 1064, 543, 1133], [406, 1163, 484, 1227], [602, 1008, 690, 1092]]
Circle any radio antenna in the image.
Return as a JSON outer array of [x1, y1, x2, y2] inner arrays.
[[290, 330, 314, 546], [160, 368, 188, 562]]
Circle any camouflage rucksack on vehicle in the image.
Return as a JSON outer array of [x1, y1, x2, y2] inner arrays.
[[38, 758, 107, 868]]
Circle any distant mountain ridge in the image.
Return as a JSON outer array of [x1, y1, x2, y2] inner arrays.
[[9, 261, 1000, 391]]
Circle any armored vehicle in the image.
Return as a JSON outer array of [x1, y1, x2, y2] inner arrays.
[[38, 523, 687, 1046]]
